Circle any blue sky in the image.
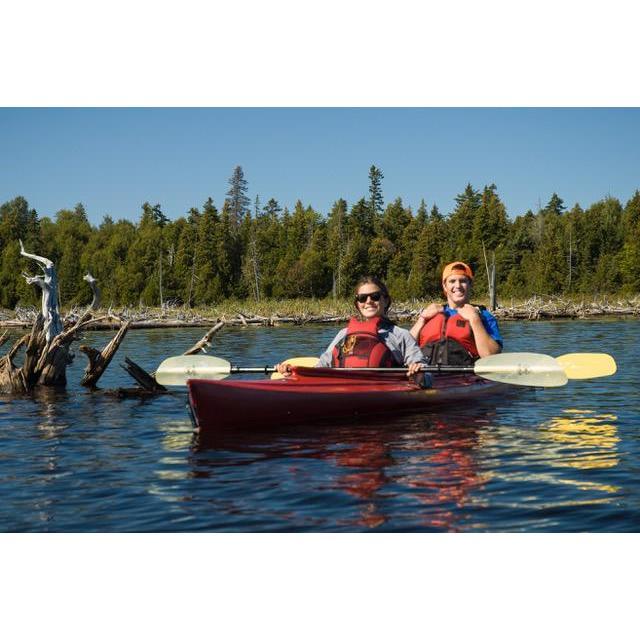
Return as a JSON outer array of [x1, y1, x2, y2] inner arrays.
[[1, 108, 639, 225]]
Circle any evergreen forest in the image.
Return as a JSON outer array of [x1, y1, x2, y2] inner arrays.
[[2, 165, 639, 310]]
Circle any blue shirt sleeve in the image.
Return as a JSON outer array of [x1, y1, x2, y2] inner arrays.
[[480, 310, 503, 347]]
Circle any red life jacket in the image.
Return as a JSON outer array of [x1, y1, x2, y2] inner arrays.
[[331, 316, 399, 368], [417, 312, 480, 365]]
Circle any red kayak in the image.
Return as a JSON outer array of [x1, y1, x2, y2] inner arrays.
[[187, 366, 510, 432]]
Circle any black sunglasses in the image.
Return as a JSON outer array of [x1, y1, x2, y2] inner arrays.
[[355, 291, 383, 303]]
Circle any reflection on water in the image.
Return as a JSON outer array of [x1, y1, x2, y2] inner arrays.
[[189, 407, 498, 531], [186, 400, 626, 531], [544, 409, 619, 471], [33, 387, 71, 438]]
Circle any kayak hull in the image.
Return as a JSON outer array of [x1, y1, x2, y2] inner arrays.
[[187, 366, 510, 432]]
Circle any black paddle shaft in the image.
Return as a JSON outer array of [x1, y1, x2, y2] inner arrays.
[[228, 365, 476, 375]]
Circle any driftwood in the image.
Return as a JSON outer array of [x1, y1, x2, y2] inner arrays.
[[0, 242, 130, 394], [0, 242, 71, 391], [83, 273, 101, 310], [0, 330, 32, 393], [2, 295, 640, 338], [183, 321, 225, 355], [79, 320, 131, 388], [120, 357, 167, 394], [492, 296, 640, 320], [109, 323, 226, 397], [20, 240, 63, 343]]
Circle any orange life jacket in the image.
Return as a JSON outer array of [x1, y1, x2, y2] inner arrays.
[[331, 316, 399, 368], [417, 312, 480, 365]]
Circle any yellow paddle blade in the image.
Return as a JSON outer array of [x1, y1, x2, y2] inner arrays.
[[555, 353, 617, 380], [270, 356, 320, 379]]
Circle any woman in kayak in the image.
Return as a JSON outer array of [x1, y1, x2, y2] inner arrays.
[[410, 261, 502, 365], [275, 275, 427, 377]]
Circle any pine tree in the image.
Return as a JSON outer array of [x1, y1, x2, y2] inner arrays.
[[449, 183, 481, 258], [349, 198, 375, 238], [368, 165, 384, 217], [380, 198, 412, 247], [218, 201, 242, 297], [367, 237, 395, 279], [85, 217, 136, 306], [0, 197, 42, 307], [327, 199, 348, 298], [619, 191, 640, 293], [407, 207, 446, 298], [55, 204, 93, 305], [225, 165, 250, 227], [470, 185, 509, 295], [543, 193, 566, 216], [256, 198, 283, 297], [193, 199, 223, 304]]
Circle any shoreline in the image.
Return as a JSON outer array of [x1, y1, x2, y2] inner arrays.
[[1, 296, 638, 330]]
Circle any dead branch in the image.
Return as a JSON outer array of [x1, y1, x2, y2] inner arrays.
[[120, 357, 167, 394], [183, 321, 225, 355], [83, 273, 101, 310], [79, 320, 131, 388]]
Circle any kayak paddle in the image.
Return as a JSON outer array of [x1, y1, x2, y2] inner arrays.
[[155, 351, 584, 388], [268, 352, 618, 381]]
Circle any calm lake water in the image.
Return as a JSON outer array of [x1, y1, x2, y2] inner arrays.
[[0, 318, 638, 532]]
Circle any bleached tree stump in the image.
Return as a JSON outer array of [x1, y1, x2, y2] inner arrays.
[[20, 240, 63, 343], [83, 273, 101, 310], [1, 243, 130, 393]]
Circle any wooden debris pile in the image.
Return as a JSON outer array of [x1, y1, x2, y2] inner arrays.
[[0, 243, 135, 395], [492, 295, 640, 320]]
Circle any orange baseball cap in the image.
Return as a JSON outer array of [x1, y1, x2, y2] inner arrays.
[[442, 261, 474, 282]]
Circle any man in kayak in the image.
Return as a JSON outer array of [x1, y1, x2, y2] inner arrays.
[[275, 275, 427, 377], [410, 261, 503, 365]]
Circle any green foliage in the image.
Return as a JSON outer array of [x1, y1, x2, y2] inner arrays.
[[2, 181, 640, 312]]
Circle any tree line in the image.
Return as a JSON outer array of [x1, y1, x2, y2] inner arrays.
[[1, 165, 639, 310]]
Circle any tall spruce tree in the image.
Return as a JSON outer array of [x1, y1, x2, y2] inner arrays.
[[543, 193, 566, 216], [368, 165, 384, 217], [327, 199, 348, 298], [225, 165, 250, 227], [193, 199, 223, 304]]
